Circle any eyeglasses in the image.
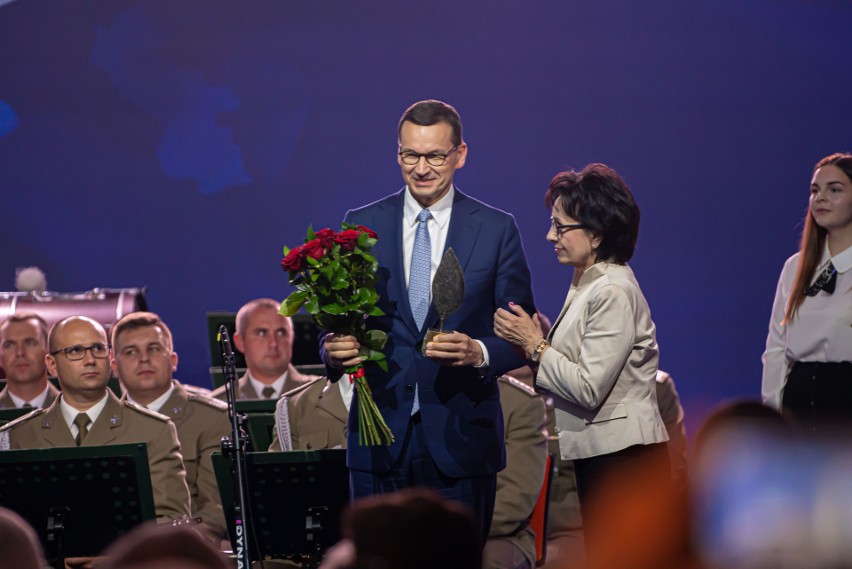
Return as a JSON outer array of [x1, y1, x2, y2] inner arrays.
[[550, 218, 588, 235], [50, 343, 110, 360], [398, 146, 459, 167]]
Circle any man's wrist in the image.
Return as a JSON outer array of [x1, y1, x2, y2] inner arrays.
[[473, 339, 489, 368]]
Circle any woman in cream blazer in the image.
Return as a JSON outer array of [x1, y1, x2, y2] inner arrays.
[[495, 163, 668, 519]]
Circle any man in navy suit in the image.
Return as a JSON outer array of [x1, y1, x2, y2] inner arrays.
[[323, 99, 535, 542]]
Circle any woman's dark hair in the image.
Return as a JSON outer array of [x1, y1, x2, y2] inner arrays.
[[545, 163, 640, 263], [785, 152, 852, 322]]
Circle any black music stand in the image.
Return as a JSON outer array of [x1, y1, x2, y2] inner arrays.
[[0, 443, 155, 565], [212, 449, 349, 566], [0, 407, 31, 426]]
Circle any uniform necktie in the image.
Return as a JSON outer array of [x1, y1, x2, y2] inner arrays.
[[409, 209, 432, 415], [261, 386, 276, 399], [22, 402, 32, 409], [74, 413, 91, 446]]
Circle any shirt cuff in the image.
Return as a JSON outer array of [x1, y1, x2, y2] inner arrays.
[[473, 340, 489, 369]]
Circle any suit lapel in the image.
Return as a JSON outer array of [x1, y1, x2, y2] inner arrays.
[[159, 382, 187, 420], [239, 375, 259, 399], [379, 189, 421, 337], [39, 398, 76, 447], [0, 388, 14, 409], [426, 189, 483, 328], [548, 288, 576, 342], [317, 380, 348, 423], [83, 391, 123, 446]]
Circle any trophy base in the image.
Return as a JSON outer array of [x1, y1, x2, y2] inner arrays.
[[421, 329, 455, 356]]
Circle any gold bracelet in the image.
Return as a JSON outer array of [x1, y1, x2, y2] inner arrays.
[[529, 337, 549, 363]]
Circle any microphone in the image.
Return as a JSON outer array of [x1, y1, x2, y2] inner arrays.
[[218, 324, 235, 363]]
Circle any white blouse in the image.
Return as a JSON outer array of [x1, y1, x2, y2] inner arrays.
[[762, 243, 852, 409]]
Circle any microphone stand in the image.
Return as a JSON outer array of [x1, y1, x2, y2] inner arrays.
[[218, 325, 253, 569]]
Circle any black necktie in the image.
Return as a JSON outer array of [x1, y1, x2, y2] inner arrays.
[[804, 262, 837, 297], [261, 386, 276, 399]]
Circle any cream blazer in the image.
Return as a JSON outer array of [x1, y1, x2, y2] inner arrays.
[[536, 262, 668, 460]]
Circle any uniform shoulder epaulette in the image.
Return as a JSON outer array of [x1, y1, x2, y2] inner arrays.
[[283, 376, 325, 398], [186, 390, 228, 412], [499, 374, 537, 397], [0, 407, 46, 432], [182, 384, 213, 397], [123, 399, 171, 422]]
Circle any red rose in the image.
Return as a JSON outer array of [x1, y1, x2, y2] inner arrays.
[[302, 238, 326, 260], [314, 228, 335, 248], [281, 245, 306, 272], [357, 225, 378, 239], [334, 229, 362, 251]]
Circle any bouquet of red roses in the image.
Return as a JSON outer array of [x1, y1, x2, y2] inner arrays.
[[279, 223, 394, 446]]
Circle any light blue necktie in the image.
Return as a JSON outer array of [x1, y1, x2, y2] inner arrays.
[[409, 208, 432, 414]]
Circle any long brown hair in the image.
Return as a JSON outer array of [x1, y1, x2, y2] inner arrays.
[[785, 152, 852, 322]]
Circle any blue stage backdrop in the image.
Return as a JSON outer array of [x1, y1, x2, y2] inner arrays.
[[1, 0, 850, 436]]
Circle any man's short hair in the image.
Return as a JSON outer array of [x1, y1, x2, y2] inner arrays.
[[345, 488, 481, 569], [0, 312, 49, 345], [235, 298, 285, 335], [111, 312, 174, 351], [398, 100, 463, 147]]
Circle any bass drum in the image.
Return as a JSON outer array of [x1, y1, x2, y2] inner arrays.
[[0, 287, 148, 337]]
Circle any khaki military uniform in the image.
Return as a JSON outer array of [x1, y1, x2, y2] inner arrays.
[[484, 375, 548, 569], [124, 380, 231, 537], [0, 382, 60, 409], [210, 365, 317, 401], [269, 377, 346, 452], [0, 390, 191, 521]]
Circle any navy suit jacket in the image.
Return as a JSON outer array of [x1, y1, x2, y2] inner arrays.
[[325, 187, 535, 478]]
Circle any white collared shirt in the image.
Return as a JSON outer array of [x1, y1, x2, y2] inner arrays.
[[248, 370, 287, 399], [8, 383, 51, 409], [126, 383, 175, 413], [59, 392, 109, 439], [338, 375, 354, 412], [402, 186, 489, 366], [762, 243, 852, 409], [402, 185, 454, 293]]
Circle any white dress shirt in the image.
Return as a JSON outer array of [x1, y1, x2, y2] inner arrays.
[[60, 392, 109, 439], [402, 185, 453, 294], [402, 186, 489, 365], [762, 243, 852, 409], [8, 383, 51, 409], [126, 383, 175, 413], [248, 371, 288, 399], [338, 376, 354, 412]]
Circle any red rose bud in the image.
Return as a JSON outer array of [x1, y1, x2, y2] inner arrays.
[[281, 245, 306, 272], [357, 225, 378, 239], [314, 228, 335, 247], [302, 238, 326, 260], [334, 228, 362, 250]]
